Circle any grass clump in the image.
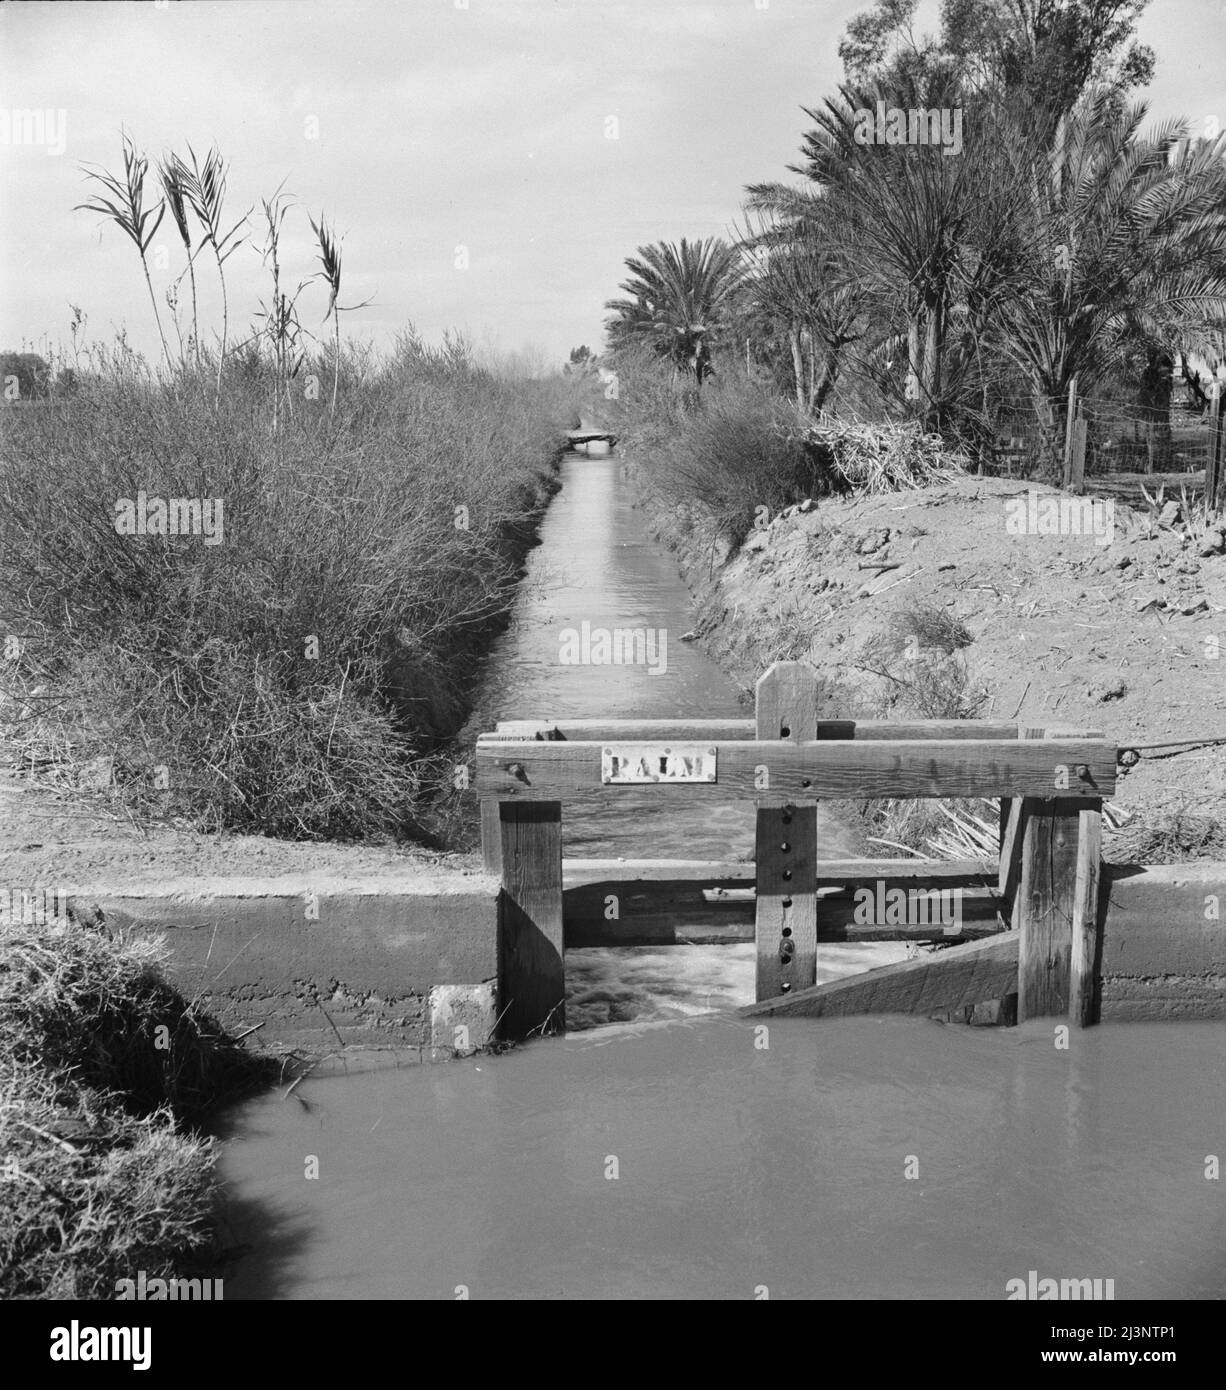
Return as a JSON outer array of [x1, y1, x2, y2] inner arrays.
[[1106, 803, 1226, 865], [855, 602, 983, 721], [0, 920, 275, 1300]]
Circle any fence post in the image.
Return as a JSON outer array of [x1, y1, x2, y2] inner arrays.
[[1207, 385, 1224, 512], [754, 661, 818, 1002], [1070, 415, 1088, 495], [1061, 376, 1078, 489], [497, 801, 564, 1037]]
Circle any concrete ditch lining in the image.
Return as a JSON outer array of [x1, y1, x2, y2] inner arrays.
[[5, 860, 1210, 1056]]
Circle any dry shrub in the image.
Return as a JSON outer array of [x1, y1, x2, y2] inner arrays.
[[645, 374, 845, 549], [856, 602, 983, 722], [797, 418, 967, 493], [0, 335, 573, 839]]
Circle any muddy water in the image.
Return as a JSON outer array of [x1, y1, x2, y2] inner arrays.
[[220, 453, 1223, 1300], [220, 1015, 1225, 1299], [478, 451, 904, 1028]]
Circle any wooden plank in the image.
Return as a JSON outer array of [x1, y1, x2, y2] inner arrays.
[[476, 737, 1117, 801], [1016, 797, 1082, 1021], [564, 859, 754, 885], [1069, 803, 1103, 1027], [563, 882, 1004, 947], [740, 933, 1019, 1020], [496, 718, 754, 741], [494, 717, 1029, 742], [497, 801, 564, 1038], [997, 726, 1045, 911], [480, 798, 502, 874], [755, 662, 819, 1000], [561, 855, 1001, 945], [562, 856, 996, 886]]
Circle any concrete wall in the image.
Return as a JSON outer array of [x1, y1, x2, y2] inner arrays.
[[59, 859, 1226, 1062], [76, 871, 501, 1056], [1100, 863, 1226, 1021]]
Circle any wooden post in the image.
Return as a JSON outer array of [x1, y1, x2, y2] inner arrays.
[[497, 801, 564, 1038], [1207, 386, 1224, 512], [998, 726, 1044, 920], [480, 797, 502, 874], [1069, 803, 1103, 1027], [754, 662, 818, 1001], [1070, 415, 1088, 495], [1061, 376, 1078, 489], [1016, 796, 1082, 1021]]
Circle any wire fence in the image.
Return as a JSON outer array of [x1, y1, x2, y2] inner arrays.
[[983, 389, 1218, 480]]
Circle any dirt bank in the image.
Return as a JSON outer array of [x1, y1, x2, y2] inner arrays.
[[628, 458, 1226, 857]]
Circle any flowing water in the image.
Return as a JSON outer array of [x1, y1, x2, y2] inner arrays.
[[219, 452, 1224, 1299]]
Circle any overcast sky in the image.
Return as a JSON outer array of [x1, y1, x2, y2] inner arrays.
[[1, 0, 1220, 371]]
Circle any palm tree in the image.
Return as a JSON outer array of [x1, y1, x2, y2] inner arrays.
[[738, 208, 869, 413], [751, 76, 1021, 431], [604, 237, 745, 388], [994, 93, 1226, 472]]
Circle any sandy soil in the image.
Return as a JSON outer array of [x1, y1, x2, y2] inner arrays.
[[0, 769, 478, 889]]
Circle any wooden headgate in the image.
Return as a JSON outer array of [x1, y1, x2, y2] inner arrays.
[[475, 662, 1116, 1038]]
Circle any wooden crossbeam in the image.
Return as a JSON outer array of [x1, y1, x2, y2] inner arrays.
[[494, 717, 1045, 742], [562, 854, 1002, 944], [476, 737, 1117, 801], [563, 880, 1003, 947], [561, 857, 995, 885]]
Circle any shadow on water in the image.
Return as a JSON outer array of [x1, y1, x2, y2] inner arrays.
[[207, 1094, 319, 1301]]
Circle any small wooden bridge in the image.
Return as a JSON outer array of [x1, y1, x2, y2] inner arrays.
[[476, 661, 1119, 1038], [566, 427, 618, 450]]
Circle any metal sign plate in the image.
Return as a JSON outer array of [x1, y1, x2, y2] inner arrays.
[[601, 744, 717, 785]]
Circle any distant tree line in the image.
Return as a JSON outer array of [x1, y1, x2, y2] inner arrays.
[[600, 0, 1226, 473]]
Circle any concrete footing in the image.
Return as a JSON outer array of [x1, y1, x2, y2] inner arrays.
[[68, 871, 501, 1054]]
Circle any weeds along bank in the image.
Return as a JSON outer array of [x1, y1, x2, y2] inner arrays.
[[609, 357, 1226, 860], [0, 917, 275, 1299], [0, 338, 575, 842]]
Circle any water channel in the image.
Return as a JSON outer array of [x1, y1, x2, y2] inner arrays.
[[218, 453, 1224, 1300]]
